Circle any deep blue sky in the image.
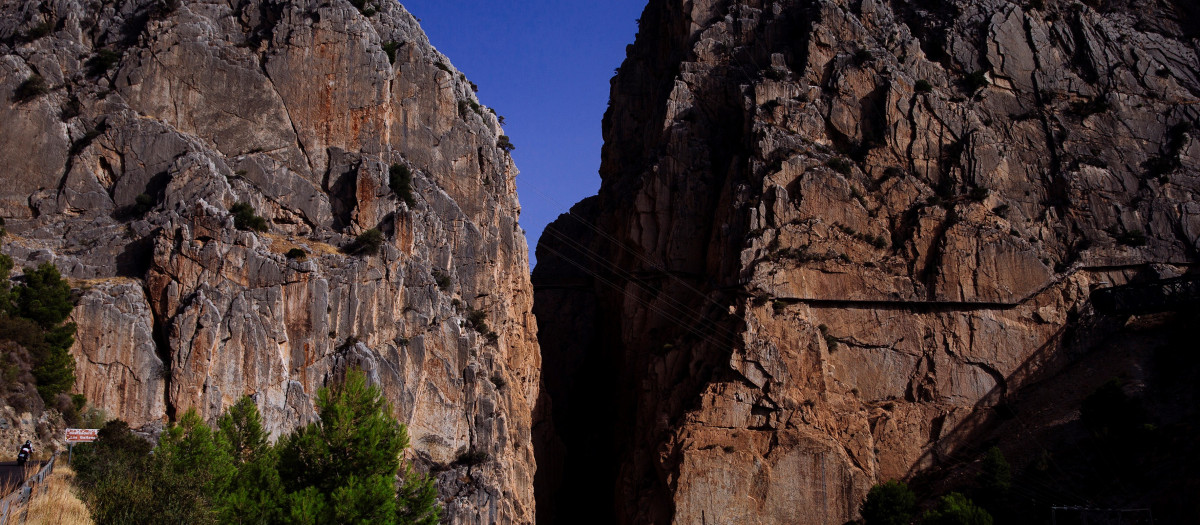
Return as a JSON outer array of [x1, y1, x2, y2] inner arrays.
[[400, 1, 647, 268]]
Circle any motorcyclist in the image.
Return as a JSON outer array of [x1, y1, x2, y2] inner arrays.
[[16, 440, 32, 466]]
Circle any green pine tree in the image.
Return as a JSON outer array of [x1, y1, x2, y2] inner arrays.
[[150, 409, 237, 525], [276, 369, 441, 524], [974, 447, 1012, 520], [14, 263, 75, 328], [9, 262, 77, 400], [861, 480, 918, 525], [922, 493, 994, 525], [217, 397, 285, 524]]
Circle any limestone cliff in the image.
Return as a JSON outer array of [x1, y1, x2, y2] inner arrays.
[[0, 1, 538, 522], [533, 0, 1200, 523]]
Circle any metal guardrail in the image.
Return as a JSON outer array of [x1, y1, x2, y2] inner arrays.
[[0, 454, 57, 525]]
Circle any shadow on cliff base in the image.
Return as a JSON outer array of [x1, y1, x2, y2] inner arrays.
[[904, 297, 1200, 522]]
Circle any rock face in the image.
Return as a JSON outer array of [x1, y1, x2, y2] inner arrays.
[[534, 0, 1199, 523], [0, 1, 538, 522]]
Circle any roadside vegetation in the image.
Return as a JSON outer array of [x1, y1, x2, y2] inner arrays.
[[71, 370, 440, 525], [0, 252, 84, 423]]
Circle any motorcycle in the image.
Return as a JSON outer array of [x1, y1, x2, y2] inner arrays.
[[16, 448, 29, 466]]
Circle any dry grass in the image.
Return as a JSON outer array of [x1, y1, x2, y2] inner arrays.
[[1, 462, 36, 494], [69, 276, 142, 288], [262, 232, 341, 256], [22, 464, 93, 525]]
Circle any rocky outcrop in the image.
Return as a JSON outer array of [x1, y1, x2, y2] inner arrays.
[[0, 1, 538, 522], [534, 0, 1199, 523]]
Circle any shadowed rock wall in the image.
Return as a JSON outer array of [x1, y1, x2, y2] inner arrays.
[[534, 0, 1200, 523]]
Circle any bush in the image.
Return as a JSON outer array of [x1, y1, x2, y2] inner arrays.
[[915, 79, 933, 93], [1069, 97, 1112, 118], [861, 480, 917, 525], [86, 49, 123, 77], [285, 248, 307, 260], [465, 308, 489, 334], [1115, 229, 1147, 247], [230, 202, 269, 232], [382, 41, 400, 64], [489, 374, 506, 389], [352, 228, 385, 256], [496, 135, 515, 153], [76, 372, 441, 525], [964, 70, 989, 93], [131, 193, 155, 217], [826, 157, 853, 175], [23, 21, 52, 41], [854, 48, 873, 66], [824, 334, 839, 351], [432, 270, 451, 291], [389, 163, 415, 206], [455, 449, 489, 466], [13, 74, 49, 103], [921, 493, 993, 525]]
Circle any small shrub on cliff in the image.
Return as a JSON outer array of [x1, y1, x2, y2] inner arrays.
[[496, 135, 515, 153], [826, 157, 853, 175], [915, 79, 933, 93], [285, 248, 307, 260], [352, 228, 385, 256], [230, 202, 269, 232], [431, 269, 452, 291], [963, 70, 989, 94], [131, 193, 155, 217], [853, 48, 873, 67], [455, 449, 489, 466], [13, 74, 49, 103], [1114, 229, 1147, 247], [23, 21, 53, 41], [465, 308, 490, 334], [382, 41, 401, 64], [969, 186, 990, 202], [87, 49, 123, 77], [489, 373, 506, 389], [389, 163, 416, 207]]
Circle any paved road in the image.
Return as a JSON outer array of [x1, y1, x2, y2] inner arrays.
[[0, 460, 44, 490]]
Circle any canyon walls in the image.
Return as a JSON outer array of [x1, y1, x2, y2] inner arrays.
[[534, 0, 1200, 522], [0, 1, 538, 522]]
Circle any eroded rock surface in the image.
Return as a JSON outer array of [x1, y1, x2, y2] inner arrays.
[[534, 0, 1199, 523], [0, 1, 538, 522]]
